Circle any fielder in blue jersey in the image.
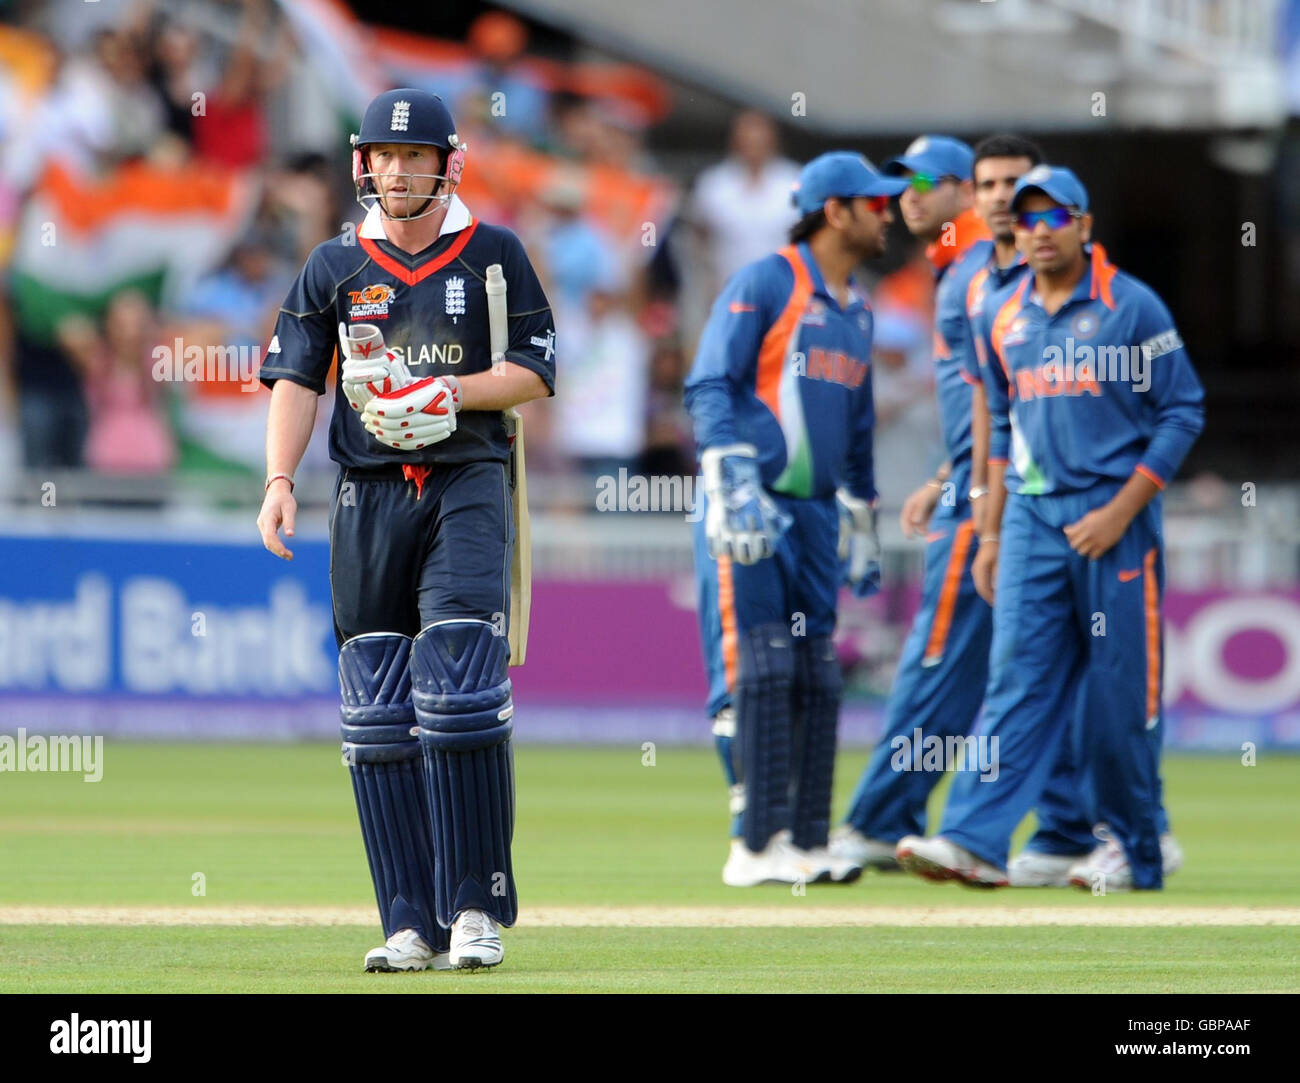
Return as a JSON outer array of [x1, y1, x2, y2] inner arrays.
[[897, 166, 1204, 890], [256, 89, 554, 969], [687, 151, 902, 886], [832, 135, 1040, 868]]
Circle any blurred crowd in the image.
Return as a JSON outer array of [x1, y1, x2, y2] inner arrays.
[[0, 1, 941, 507]]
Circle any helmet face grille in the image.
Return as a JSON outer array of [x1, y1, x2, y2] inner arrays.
[[354, 164, 458, 222]]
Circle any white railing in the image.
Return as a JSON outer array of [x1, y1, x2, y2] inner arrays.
[[1040, 0, 1282, 63]]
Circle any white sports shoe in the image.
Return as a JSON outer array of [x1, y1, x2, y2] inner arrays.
[[829, 825, 901, 871], [364, 927, 452, 972], [1160, 833, 1185, 876], [449, 909, 504, 969], [722, 830, 828, 886], [771, 830, 835, 884], [1007, 849, 1091, 887], [896, 835, 1009, 888], [722, 835, 791, 886], [1067, 833, 1184, 893], [791, 843, 863, 884]]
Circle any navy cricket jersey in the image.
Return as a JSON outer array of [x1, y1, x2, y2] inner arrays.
[[259, 197, 556, 468]]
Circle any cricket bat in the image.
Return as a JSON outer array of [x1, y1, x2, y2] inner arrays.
[[487, 263, 531, 666]]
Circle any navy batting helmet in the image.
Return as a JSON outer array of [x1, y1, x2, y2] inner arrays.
[[350, 88, 467, 221]]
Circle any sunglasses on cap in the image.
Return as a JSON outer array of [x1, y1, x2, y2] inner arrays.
[[1016, 207, 1083, 230], [905, 172, 958, 193]]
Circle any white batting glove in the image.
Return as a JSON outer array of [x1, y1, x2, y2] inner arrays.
[[338, 322, 412, 413], [836, 487, 882, 598], [360, 375, 462, 450]]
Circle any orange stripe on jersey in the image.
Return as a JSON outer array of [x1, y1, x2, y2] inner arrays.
[[965, 266, 990, 318], [717, 554, 739, 694], [923, 520, 975, 665], [989, 277, 1030, 381], [1143, 546, 1160, 725], [754, 246, 814, 421], [1088, 242, 1117, 310], [359, 219, 480, 287]]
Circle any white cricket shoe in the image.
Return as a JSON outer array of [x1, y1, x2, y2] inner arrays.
[[771, 830, 835, 884], [449, 909, 504, 969], [829, 825, 901, 871], [790, 843, 863, 884], [364, 927, 451, 972], [1008, 849, 1091, 887], [722, 837, 780, 889], [1161, 833, 1185, 877], [896, 835, 1009, 888], [722, 830, 827, 886], [1067, 833, 1184, 893]]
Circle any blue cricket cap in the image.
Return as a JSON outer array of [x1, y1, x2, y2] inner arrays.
[[884, 134, 974, 181], [791, 151, 908, 215], [1011, 164, 1089, 212]]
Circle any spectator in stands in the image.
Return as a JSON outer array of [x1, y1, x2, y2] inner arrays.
[[178, 234, 292, 348], [191, 0, 285, 170], [147, 14, 213, 148], [529, 170, 621, 320], [554, 285, 652, 485], [637, 336, 694, 482], [690, 110, 801, 291], [14, 314, 88, 470], [463, 10, 550, 144], [263, 154, 344, 265], [57, 291, 175, 475]]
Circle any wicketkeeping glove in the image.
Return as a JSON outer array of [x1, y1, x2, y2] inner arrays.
[[360, 375, 462, 450], [339, 322, 412, 413], [700, 444, 793, 565], [836, 488, 882, 597]]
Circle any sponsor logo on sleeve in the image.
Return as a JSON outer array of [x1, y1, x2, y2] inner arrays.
[[1140, 329, 1183, 362]]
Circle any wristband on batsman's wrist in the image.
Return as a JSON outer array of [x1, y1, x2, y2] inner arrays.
[[265, 473, 294, 493], [980, 534, 999, 544], [969, 486, 989, 500]]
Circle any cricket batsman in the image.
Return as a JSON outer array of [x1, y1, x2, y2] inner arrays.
[[256, 89, 554, 968], [687, 151, 903, 885], [897, 166, 1203, 890], [831, 135, 1023, 868]]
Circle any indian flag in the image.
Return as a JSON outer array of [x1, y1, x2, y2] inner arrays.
[[10, 158, 257, 345]]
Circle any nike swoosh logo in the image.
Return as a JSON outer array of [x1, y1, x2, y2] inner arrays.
[[926, 531, 947, 543], [729, 302, 756, 314], [1118, 568, 1141, 582]]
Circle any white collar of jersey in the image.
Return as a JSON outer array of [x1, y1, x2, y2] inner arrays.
[[359, 195, 472, 241]]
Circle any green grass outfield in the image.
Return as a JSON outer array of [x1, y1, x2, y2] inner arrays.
[[1, 743, 1297, 993]]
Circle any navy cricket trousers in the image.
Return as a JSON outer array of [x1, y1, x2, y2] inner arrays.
[[328, 460, 514, 647]]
